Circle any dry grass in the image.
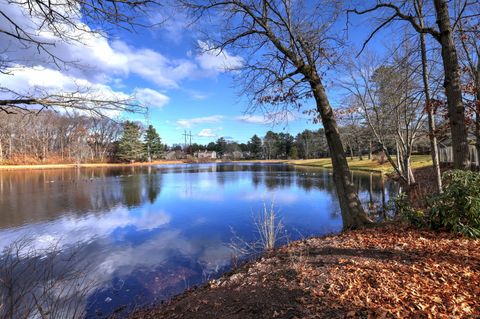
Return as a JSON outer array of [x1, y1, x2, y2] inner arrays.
[[289, 155, 432, 174]]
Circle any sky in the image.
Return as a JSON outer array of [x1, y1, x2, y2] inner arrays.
[[0, 0, 390, 146]]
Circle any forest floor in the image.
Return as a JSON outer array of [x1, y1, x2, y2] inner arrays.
[[130, 224, 479, 319]]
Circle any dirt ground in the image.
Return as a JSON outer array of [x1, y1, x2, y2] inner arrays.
[[130, 224, 479, 319]]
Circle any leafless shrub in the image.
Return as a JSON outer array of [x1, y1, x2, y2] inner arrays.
[[0, 238, 98, 319], [229, 201, 285, 263]]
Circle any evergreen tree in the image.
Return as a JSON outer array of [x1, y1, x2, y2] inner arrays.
[[144, 125, 162, 161], [117, 121, 144, 162], [248, 134, 262, 159], [215, 137, 227, 156]]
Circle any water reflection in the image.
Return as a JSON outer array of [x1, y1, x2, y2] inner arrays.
[[0, 164, 398, 318]]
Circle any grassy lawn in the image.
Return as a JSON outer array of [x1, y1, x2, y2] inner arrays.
[[288, 155, 432, 174]]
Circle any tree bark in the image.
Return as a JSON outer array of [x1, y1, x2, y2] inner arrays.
[[475, 61, 480, 168], [433, 0, 469, 169], [418, 27, 442, 191], [310, 77, 372, 229]]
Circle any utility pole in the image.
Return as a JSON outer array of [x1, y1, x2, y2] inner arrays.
[[182, 130, 193, 155], [183, 130, 188, 150]]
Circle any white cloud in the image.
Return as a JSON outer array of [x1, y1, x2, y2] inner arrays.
[[176, 115, 223, 128], [236, 115, 272, 125], [196, 40, 243, 73], [197, 128, 218, 138], [134, 88, 169, 109], [189, 91, 209, 100], [0, 66, 170, 116], [112, 41, 198, 89], [0, 0, 243, 108], [0, 206, 171, 252], [236, 112, 300, 125]]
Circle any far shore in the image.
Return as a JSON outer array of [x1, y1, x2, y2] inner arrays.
[[0, 155, 432, 173], [0, 160, 184, 171]]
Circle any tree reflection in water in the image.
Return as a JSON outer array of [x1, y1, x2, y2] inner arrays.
[[0, 163, 398, 317]]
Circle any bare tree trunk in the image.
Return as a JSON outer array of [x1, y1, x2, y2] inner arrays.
[[348, 142, 354, 160], [475, 61, 480, 168], [396, 141, 403, 174], [433, 0, 469, 169], [311, 78, 371, 229], [418, 22, 442, 191], [368, 140, 372, 160]]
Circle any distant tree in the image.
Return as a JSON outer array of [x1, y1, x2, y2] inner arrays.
[[239, 143, 249, 152], [248, 135, 263, 159], [117, 121, 144, 162], [263, 131, 278, 160], [277, 133, 294, 159], [215, 137, 227, 156], [143, 125, 162, 162], [206, 142, 216, 151], [288, 145, 298, 159]]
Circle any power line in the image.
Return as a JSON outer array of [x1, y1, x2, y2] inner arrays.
[[182, 130, 193, 153]]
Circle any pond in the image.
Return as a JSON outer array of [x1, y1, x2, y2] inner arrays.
[[0, 163, 398, 318]]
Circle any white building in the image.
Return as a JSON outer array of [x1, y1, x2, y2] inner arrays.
[[195, 150, 217, 159]]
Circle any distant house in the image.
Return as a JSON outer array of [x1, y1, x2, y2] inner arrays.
[[195, 150, 217, 159], [165, 150, 185, 160], [438, 136, 478, 167]]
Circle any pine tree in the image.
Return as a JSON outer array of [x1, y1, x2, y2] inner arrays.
[[144, 125, 162, 161], [117, 121, 144, 162], [249, 134, 262, 159]]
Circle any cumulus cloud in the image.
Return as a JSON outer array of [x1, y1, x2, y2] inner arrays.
[[176, 115, 223, 128], [236, 112, 300, 125], [111, 41, 197, 89], [0, 1, 243, 112], [134, 88, 169, 109], [196, 40, 243, 73], [197, 128, 219, 138], [236, 115, 272, 125], [0, 206, 171, 252]]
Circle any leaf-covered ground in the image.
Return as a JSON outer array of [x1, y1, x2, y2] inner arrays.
[[130, 224, 479, 319]]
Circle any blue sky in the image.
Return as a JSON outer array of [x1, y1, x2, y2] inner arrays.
[[0, 0, 392, 145], [112, 17, 323, 145]]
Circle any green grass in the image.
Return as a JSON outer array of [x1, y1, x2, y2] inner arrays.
[[288, 155, 432, 174]]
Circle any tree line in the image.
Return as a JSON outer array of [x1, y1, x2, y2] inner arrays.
[[0, 112, 162, 164], [1, 0, 478, 229]]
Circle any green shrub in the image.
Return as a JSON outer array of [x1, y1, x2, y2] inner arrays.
[[428, 170, 480, 238], [393, 192, 426, 227]]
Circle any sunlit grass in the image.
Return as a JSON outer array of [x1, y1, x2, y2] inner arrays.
[[288, 155, 432, 173]]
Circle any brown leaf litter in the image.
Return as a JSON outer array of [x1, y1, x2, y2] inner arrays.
[[130, 224, 479, 319]]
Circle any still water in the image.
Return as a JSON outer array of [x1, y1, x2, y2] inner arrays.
[[0, 163, 397, 318]]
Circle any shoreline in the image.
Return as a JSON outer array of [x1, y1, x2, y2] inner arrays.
[[0, 160, 184, 171], [0, 156, 432, 173], [130, 223, 479, 319]]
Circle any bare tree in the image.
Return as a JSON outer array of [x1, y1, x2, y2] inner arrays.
[[183, 0, 371, 229], [343, 45, 426, 187], [0, 238, 97, 319], [455, 0, 480, 164], [351, 0, 479, 170], [0, 0, 159, 115], [415, 0, 442, 192]]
